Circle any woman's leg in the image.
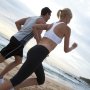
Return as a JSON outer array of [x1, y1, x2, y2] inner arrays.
[[10, 45, 49, 87], [14, 63, 45, 89], [35, 63, 45, 85], [16, 63, 45, 86]]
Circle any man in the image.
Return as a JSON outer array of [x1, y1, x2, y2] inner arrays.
[[0, 7, 52, 84]]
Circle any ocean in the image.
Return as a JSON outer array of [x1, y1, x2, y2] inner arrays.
[[0, 0, 90, 90]]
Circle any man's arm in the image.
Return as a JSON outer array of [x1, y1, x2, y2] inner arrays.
[[33, 18, 46, 44], [33, 24, 49, 30], [15, 17, 29, 31]]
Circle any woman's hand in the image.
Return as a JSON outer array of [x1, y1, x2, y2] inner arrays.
[[72, 42, 78, 49]]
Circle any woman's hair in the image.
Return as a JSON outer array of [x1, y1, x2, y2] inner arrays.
[[57, 8, 72, 19]]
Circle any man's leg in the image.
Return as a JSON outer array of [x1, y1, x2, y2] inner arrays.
[[0, 53, 5, 63], [0, 55, 22, 84], [0, 45, 49, 90], [0, 56, 22, 78], [0, 53, 6, 83]]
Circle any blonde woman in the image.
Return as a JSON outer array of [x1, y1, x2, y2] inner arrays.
[[0, 8, 77, 90]]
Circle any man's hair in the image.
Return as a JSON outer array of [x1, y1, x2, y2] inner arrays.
[[41, 7, 52, 15]]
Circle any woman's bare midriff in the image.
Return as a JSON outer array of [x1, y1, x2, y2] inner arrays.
[[38, 37, 57, 52]]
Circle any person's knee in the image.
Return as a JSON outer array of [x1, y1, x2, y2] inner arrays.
[[37, 76, 45, 85], [0, 53, 5, 63], [15, 60, 22, 65], [14, 56, 22, 65]]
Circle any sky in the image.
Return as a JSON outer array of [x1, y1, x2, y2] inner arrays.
[[0, 0, 90, 78]]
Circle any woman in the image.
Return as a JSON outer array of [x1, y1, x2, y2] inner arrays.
[[0, 8, 77, 90]]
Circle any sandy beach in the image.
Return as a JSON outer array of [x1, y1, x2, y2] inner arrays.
[[0, 58, 74, 90]]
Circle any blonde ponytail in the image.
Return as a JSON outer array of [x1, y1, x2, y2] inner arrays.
[[57, 8, 72, 19], [57, 10, 62, 19]]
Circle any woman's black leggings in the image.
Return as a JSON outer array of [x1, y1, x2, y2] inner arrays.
[[10, 45, 49, 87]]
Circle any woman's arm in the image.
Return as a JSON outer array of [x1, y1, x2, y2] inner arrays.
[[64, 27, 77, 53]]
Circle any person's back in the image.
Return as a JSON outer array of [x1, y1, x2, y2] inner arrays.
[[14, 16, 43, 44], [37, 22, 64, 52], [34, 8, 77, 52]]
